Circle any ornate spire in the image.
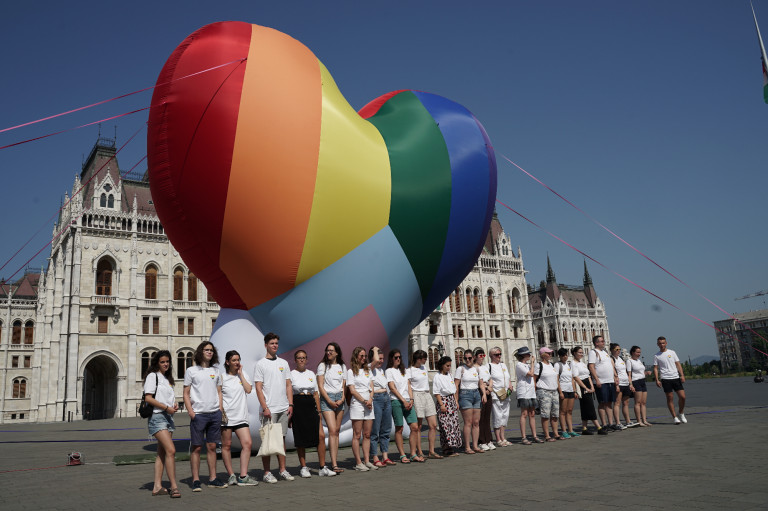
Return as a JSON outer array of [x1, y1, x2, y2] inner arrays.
[[546, 255, 556, 283], [545, 255, 560, 302], [583, 260, 597, 307], [583, 260, 593, 286]]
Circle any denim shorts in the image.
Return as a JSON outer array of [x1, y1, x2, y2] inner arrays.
[[596, 383, 617, 404], [320, 391, 344, 413], [458, 388, 481, 410], [148, 411, 175, 436]]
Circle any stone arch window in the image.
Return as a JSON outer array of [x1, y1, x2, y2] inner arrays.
[[24, 320, 34, 345], [454, 348, 465, 369], [465, 288, 472, 311], [473, 288, 481, 313], [486, 288, 496, 313], [12, 377, 27, 398], [100, 193, 107, 207], [96, 258, 113, 296], [428, 347, 439, 371], [177, 349, 194, 379], [140, 349, 156, 377], [0, 320, 3, 341], [188, 273, 198, 302], [107, 194, 114, 208], [454, 287, 462, 312], [562, 324, 568, 343], [173, 267, 184, 301], [12, 320, 22, 345], [600, 327, 604, 338], [145, 265, 158, 300]]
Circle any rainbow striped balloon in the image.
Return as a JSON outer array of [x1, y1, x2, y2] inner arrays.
[[148, 22, 496, 357]]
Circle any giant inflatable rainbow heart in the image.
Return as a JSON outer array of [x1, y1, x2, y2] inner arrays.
[[147, 21, 497, 362]]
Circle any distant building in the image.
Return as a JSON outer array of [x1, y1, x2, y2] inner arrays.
[[714, 309, 768, 371], [528, 258, 611, 351]]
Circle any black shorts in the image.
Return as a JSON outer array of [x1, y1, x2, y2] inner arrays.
[[661, 378, 684, 393], [619, 385, 632, 398], [561, 391, 575, 399], [222, 423, 249, 431], [632, 378, 647, 392]]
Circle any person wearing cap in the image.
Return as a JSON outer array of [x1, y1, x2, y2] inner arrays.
[[534, 347, 562, 441], [588, 335, 620, 433], [514, 346, 540, 444]]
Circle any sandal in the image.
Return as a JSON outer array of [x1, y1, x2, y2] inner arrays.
[[473, 446, 485, 453], [428, 452, 444, 459], [373, 460, 386, 468], [546, 437, 556, 442], [152, 488, 169, 496], [399, 455, 411, 464], [410, 454, 426, 463], [521, 438, 532, 445], [464, 449, 476, 454], [553, 435, 563, 440], [169, 488, 181, 499], [533, 437, 545, 444], [332, 466, 345, 473], [384, 458, 396, 466]]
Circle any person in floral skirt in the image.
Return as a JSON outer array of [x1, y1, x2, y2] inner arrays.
[[432, 356, 462, 456]]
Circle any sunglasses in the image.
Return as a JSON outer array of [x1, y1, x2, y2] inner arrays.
[[394, 356, 401, 359]]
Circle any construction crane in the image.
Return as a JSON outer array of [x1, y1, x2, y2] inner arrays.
[[735, 289, 768, 301]]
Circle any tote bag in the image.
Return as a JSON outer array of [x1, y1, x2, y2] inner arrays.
[[257, 418, 285, 457]]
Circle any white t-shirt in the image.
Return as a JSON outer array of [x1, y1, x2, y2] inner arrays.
[[220, 372, 250, 426], [290, 369, 318, 395], [144, 371, 176, 412], [654, 349, 680, 380], [346, 367, 373, 398], [432, 373, 457, 396], [489, 362, 510, 391], [588, 348, 615, 385], [386, 368, 410, 401], [184, 365, 221, 413], [371, 367, 389, 393], [407, 365, 430, 392], [477, 365, 491, 384], [572, 360, 590, 381], [453, 364, 480, 390], [554, 361, 574, 390], [515, 361, 535, 399], [317, 362, 347, 394], [534, 362, 558, 391], [613, 357, 629, 385], [253, 356, 291, 413], [627, 358, 646, 381]]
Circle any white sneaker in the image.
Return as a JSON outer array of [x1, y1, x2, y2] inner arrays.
[[263, 472, 278, 484], [480, 444, 490, 451], [364, 461, 378, 470], [299, 466, 311, 478], [679, 413, 687, 424], [673, 416, 681, 425], [279, 470, 295, 481], [353, 463, 369, 472], [318, 466, 336, 477], [227, 473, 238, 486], [487, 442, 497, 450]]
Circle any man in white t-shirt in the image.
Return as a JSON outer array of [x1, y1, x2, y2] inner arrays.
[[588, 335, 619, 434], [254, 332, 294, 483], [653, 336, 686, 424], [183, 341, 226, 491]]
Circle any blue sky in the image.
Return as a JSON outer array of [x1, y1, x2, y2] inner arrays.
[[2, 1, 767, 361]]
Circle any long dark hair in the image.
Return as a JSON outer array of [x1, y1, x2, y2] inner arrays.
[[387, 349, 405, 375], [321, 342, 343, 369], [224, 350, 240, 375], [193, 341, 219, 366], [411, 349, 427, 367], [145, 350, 175, 385]]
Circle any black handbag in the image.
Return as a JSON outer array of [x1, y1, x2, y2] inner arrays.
[[139, 374, 158, 418]]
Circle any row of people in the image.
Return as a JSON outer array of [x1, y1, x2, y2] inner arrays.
[[142, 333, 686, 496]]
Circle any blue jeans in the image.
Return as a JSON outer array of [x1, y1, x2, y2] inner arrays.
[[370, 393, 392, 456]]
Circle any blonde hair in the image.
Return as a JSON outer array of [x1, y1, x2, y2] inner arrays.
[[350, 346, 369, 376]]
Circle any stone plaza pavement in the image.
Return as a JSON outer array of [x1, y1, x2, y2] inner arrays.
[[1, 378, 767, 510]]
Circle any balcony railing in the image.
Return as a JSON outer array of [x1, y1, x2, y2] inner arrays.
[[91, 295, 118, 305]]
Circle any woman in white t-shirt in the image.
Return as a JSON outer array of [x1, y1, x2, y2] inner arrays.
[[433, 356, 462, 456], [408, 350, 439, 460], [627, 346, 652, 426], [368, 347, 393, 467], [291, 350, 334, 478], [316, 342, 346, 474], [514, 347, 538, 445], [347, 347, 375, 471], [571, 346, 601, 434], [554, 348, 579, 439], [489, 347, 513, 446], [474, 347, 495, 451], [142, 350, 180, 497], [534, 347, 562, 442], [455, 349, 486, 454], [220, 350, 257, 486], [611, 343, 632, 428], [386, 349, 420, 463]]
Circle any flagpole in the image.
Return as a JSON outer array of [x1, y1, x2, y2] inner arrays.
[[751, 2, 768, 104]]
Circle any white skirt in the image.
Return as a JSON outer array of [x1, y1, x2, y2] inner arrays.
[[349, 395, 375, 420]]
